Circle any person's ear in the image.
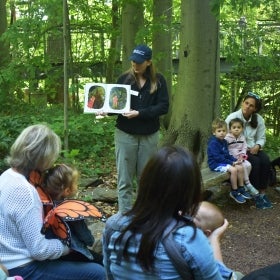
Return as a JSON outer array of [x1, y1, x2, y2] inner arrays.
[[204, 229, 212, 237], [63, 187, 72, 197]]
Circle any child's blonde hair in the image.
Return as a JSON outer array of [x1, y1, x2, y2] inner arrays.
[[42, 164, 79, 201], [211, 118, 227, 133]]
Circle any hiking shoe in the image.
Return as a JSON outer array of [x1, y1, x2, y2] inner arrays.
[[230, 190, 246, 203], [255, 195, 265, 209], [245, 184, 259, 196], [275, 186, 280, 194], [255, 194, 273, 209], [238, 187, 252, 199], [262, 194, 273, 209]]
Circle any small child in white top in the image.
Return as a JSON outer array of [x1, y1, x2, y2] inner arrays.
[[225, 118, 259, 196]]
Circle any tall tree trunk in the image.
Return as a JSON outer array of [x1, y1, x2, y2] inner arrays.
[[63, 0, 70, 151], [163, 0, 220, 166], [0, 0, 11, 100], [46, 34, 64, 103], [0, 0, 10, 97], [121, 0, 144, 71], [0, 0, 8, 66], [106, 0, 120, 83], [45, 2, 64, 103], [152, 0, 173, 129]]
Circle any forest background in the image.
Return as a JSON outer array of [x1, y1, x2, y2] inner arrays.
[[0, 0, 279, 176], [1, 0, 280, 275]]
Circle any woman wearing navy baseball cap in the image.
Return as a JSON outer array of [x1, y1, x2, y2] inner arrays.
[[129, 44, 152, 63], [115, 44, 169, 213]]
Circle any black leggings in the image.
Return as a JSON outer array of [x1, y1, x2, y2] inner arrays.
[[247, 150, 271, 190], [242, 263, 280, 280]]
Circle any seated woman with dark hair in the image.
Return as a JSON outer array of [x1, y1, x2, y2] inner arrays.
[[103, 145, 235, 280], [225, 92, 272, 209]]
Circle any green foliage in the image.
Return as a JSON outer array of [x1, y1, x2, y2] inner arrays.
[[0, 130, 13, 172], [1, 0, 115, 100], [219, 0, 280, 137], [0, 105, 116, 177], [0, 0, 279, 172], [210, 0, 222, 18], [0, 113, 35, 172], [264, 132, 280, 160]]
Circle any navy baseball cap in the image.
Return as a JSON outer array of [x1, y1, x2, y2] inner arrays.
[[129, 45, 152, 64]]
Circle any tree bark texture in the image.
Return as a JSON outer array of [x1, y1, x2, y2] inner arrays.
[[44, 1, 64, 103], [106, 0, 121, 83], [121, 0, 144, 71], [0, 0, 9, 67], [163, 0, 220, 165], [152, 0, 173, 129]]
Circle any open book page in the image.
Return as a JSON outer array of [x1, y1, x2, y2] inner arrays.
[[84, 83, 133, 114]]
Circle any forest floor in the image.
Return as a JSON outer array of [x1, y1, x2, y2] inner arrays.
[[214, 182, 280, 275]]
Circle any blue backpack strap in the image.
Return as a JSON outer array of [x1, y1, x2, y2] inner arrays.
[[162, 220, 194, 280]]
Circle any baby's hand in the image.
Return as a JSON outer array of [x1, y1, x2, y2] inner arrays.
[[208, 219, 229, 242]]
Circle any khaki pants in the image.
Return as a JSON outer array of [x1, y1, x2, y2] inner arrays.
[[114, 128, 159, 213]]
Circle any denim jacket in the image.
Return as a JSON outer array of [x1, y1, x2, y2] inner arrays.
[[103, 213, 233, 280]]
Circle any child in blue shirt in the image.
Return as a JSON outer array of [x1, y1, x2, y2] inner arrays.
[[207, 118, 252, 203]]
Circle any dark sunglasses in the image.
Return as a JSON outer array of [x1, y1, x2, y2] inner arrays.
[[247, 92, 260, 100]]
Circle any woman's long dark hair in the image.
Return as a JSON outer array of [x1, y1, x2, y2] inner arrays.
[[115, 145, 202, 271]]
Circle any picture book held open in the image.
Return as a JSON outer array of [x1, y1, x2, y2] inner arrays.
[[84, 83, 138, 114]]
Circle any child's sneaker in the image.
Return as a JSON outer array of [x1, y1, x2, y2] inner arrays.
[[245, 183, 259, 196], [238, 187, 252, 199], [230, 190, 246, 203]]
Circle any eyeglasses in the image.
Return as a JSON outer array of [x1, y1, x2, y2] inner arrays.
[[247, 92, 260, 100]]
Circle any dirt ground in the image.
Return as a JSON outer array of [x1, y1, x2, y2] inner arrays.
[[212, 184, 280, 275]]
